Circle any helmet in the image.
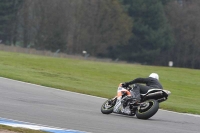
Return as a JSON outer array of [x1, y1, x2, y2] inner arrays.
[[149, 73, 159, 80]]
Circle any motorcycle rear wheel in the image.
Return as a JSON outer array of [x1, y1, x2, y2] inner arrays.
[[101, 99, 116, 114], [136, 99, 159, 119]]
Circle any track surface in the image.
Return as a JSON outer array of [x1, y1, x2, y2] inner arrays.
[[0, 77, 199, 133]]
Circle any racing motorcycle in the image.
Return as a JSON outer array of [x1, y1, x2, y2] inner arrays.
[[101, 83, 171, 119]]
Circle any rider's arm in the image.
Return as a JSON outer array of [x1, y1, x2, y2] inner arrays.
[[127, 77, 149, 85]]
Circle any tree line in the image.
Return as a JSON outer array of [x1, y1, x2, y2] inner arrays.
[[0, 0, 200, 69]]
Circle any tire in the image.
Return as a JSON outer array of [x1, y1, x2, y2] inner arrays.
[[101, 99, 115, 114], [136, 99, 159, 119]]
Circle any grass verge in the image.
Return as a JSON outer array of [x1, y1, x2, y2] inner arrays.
[[0, 125, 47, 133]]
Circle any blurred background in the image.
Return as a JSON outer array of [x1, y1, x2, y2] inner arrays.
[[0, 0, 199, 69]]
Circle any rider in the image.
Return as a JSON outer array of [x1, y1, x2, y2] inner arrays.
[[122, 73, 163, 104]]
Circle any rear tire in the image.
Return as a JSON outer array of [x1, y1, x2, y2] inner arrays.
[[101, 99, 115, 114], [136, 99, 159, 119]]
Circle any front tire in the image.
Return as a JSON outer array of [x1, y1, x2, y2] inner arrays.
[[136, 99, 159, 119], [101, 99, 116, 114]]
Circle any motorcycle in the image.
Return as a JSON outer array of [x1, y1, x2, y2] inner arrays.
[[101, 83, 171, 119]]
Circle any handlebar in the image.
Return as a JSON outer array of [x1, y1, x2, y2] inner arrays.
[[119, 83, 133, 91], [126, 86, 132, 91]]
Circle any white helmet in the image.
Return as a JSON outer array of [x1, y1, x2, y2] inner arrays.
[[149, 73, 159, 80]]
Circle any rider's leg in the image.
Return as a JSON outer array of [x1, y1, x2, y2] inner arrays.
[[137, 84, 151, 94], [122, 84, 150, 107], [130, 85, 141, 101]]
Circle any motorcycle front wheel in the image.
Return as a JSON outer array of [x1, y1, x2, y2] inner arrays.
[[136, 99, 159, 119], [101, 98, 116, 114]]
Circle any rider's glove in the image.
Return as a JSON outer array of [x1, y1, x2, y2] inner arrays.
[[122, 82, 129, 87]]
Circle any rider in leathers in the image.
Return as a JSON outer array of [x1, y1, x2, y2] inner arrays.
[[122, 73, 163, 104]]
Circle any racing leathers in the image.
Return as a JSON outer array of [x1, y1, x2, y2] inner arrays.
[[122, 77, 163, 101]]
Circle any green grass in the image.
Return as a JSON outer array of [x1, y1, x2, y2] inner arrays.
[[0, 125, 47, 133], [0, 51, 200, 115]]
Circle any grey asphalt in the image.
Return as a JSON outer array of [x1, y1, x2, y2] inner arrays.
[[0, 77, 199, 133]]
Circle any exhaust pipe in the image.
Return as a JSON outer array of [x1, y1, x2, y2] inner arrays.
[[145, 91, 163, 100], [157, 97, 166, 103]]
